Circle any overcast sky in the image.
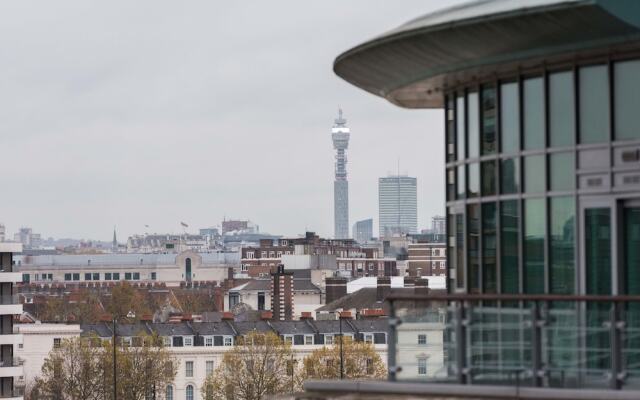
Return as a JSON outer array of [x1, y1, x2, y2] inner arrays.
[[0, 0, 466, 241]]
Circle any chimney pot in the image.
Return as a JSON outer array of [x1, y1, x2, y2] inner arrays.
[[339, 311, 352, 319], [222, 312, 234, 321]]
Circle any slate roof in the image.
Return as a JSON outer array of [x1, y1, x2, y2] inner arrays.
[[317, 287, 446, 312], [80, 318, 388, 337], [230, 279, 321, 293]]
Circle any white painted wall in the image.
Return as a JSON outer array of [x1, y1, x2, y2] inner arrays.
[[14, 323, 83, 386]]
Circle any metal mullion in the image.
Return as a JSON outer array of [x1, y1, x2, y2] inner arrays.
[[517, 73, 525, 295], [543, 68, 550, 295]]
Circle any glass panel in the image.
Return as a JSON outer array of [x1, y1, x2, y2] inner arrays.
[[549, 196, 575, 294], [623, 207, 640, 387], [524, 155, 545, 193], [614, 60, 640, 140], [457, 164, 465, 200], [549, 152, 575, 192], [467, 163, 479, 198], [624, 207, 640, 294], [448, 209, 456, 288], [457, 95, 466, 160], [482, 203, 497, 293], [549, 71, 575, 147], [500, 82, 519, 153], [481, 160, 497, 196], [468, 92, 480, 158], [585, 208, 611, 295], [481, 85, 497, 155], [447, 168, 455, 201], [456, 213, 465, 289], [447, 96, 456, 162], [501, 200, 519, 293], [579, 65, 609, 144], [467, 204, 480, 293], [524, 198, 545, 294], [524, 77, 545, 150], [501, 157, 520, 194]]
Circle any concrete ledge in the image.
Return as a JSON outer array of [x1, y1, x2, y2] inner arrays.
[[0, 243, 22, 253], [302, 380, 640, 400]]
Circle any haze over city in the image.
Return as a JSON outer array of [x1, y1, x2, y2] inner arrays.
[[0, 0, 469, 241]]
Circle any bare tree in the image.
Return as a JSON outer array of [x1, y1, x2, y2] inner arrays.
[[202, 331, 296, 400], [35, 336, 104, 400], [34, 333, 177, 400], [301, 337, 386, 380]]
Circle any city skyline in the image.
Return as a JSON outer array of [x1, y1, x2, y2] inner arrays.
[[0, 0, 459, 241]]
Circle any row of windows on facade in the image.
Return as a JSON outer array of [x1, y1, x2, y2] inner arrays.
[[105, 332, 388, 348], [164, 384, 192, 400], [411, 261, 446, 269], [244, 250, 289, 259], [447, 152, 576, 201], [449, 200, 639, 296], [448, 196, 577, 294], [244, 250, 370, 259], [40, 271, 157, 282], [445, 60, 640, 163]]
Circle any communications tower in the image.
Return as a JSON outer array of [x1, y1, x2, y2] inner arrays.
[[332, 109, 350, 239]]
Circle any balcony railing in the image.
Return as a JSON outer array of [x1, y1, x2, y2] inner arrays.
[[0, 358, 23, 368], [386, 294, 640, 392], [0, 387, 24, 398], [0, 295, 19, 306]]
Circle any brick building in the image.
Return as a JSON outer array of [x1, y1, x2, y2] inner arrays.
[[406, 242, 447, 277]]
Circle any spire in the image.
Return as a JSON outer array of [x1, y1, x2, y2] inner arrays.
[[112, 226, 117, 250], [334, 108, 347, 127]]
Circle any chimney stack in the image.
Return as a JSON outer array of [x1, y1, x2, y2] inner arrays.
[[325, 277, 347, 304], [300, 312, 313, 320], [261, 311, 273, 320], [376, 277, 391, 302]]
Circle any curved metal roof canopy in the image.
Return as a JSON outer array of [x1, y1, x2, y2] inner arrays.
[[334, 0, 640, 109]]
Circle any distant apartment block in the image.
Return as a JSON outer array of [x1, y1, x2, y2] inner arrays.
[[378, 175, 418, 237], [0, 242, 24, 399], [431, 215, 446, 235], [13, 227, 41, 249], [407, 242, 447, 277], [221, 219, 257, 235], [239, 232, 397, 279], [352, 218, 373, 243], [126, 233, 211, 253]]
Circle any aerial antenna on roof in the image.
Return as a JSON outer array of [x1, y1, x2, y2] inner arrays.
[[334, 107, 346, 126]]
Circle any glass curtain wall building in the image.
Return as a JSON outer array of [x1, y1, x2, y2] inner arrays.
[[335, 0, 640, 308], [378, 175, 418, 237], [332, 0, 640, 392]]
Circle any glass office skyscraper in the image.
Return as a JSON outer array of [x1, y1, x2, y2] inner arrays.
[[378, 175, 418, 237]]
